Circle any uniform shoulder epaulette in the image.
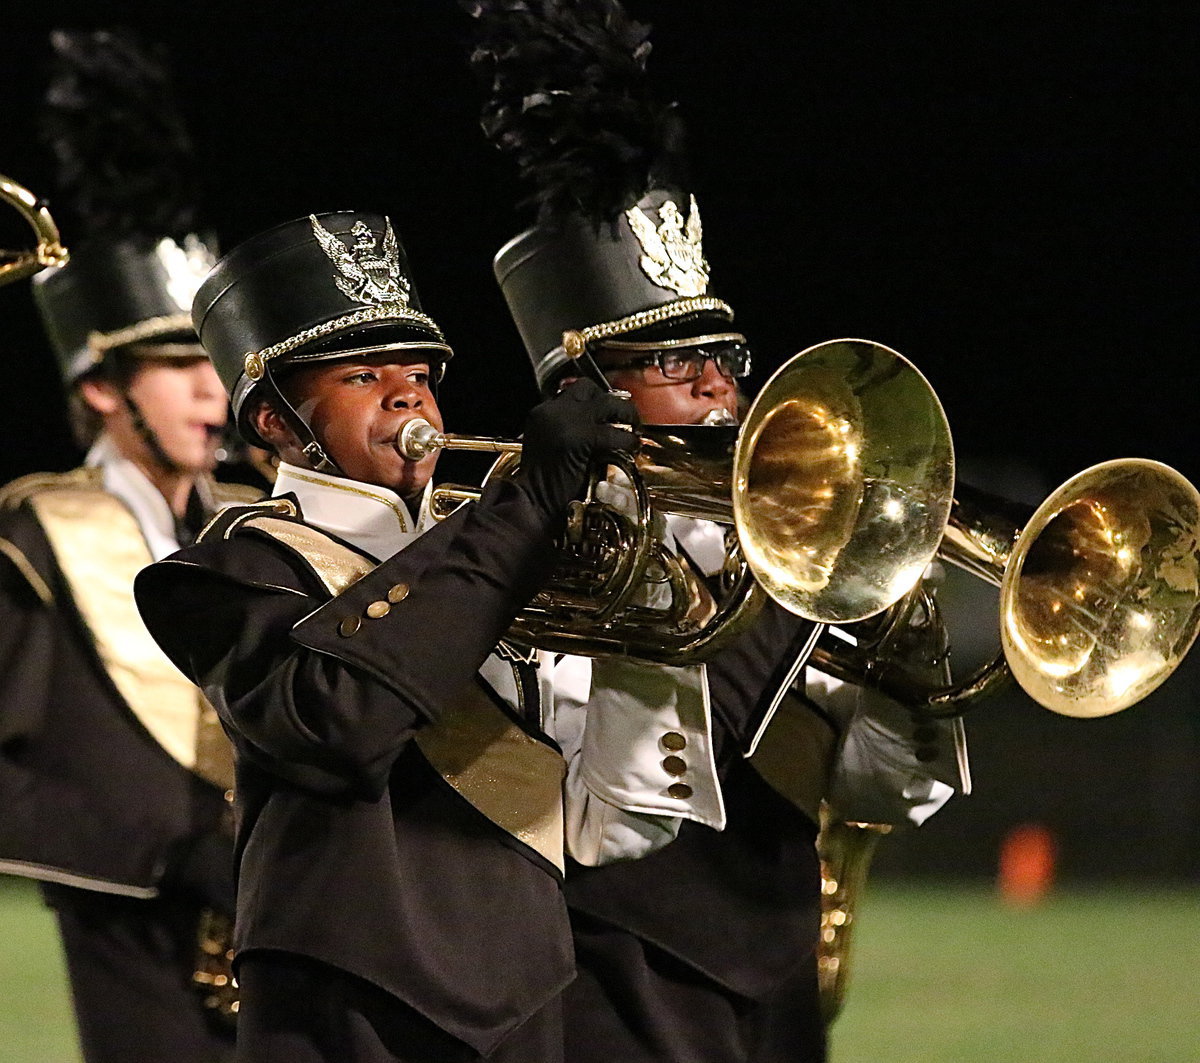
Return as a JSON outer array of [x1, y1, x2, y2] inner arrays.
[[191, 496, 371, 598], [196, 497, 301, 544], [0, 467, 103, 513]]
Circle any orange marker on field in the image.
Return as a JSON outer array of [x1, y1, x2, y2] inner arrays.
[[997, 823, 1056, 905]]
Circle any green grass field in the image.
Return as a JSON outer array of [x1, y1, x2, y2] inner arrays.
[[2, 878, 1197, 1062]]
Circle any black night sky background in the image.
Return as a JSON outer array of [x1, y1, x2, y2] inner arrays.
[[2, 3, 1196, 486], [1, 3, 1198, 878]]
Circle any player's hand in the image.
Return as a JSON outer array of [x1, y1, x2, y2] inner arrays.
[[517, 378, 639, 517]]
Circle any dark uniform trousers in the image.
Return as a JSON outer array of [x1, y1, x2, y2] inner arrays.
[[135, 483, 579, 1062], [0, 487, 235, 1063], [45, 886, 235, 1063], [562, 601, 832, 1063]]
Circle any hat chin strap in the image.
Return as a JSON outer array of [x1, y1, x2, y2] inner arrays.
[[259, 360, 342, 476], [120, 392, 186, 475]]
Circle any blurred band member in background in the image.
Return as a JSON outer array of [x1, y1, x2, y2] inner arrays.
[[0, 30, 256, 1063]]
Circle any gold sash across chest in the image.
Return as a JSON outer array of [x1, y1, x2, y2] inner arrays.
[[243, 515, 567, 873], [28, 479, 233, 790]]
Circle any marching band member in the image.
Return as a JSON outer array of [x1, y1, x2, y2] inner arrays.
[[133, 210, 729, 1063], [0, 30, 251, 1063], [469, 2, 968, 1060]]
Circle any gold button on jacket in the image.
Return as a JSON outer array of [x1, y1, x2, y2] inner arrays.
[[662, 755, 687, 777], [661, 731, 686, 752]]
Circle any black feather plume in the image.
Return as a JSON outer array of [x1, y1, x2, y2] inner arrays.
[[463, 0, 689, 226], [40, 29, 201, 244]]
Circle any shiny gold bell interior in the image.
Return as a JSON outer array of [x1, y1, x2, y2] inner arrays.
[[1002, 459, 1200, 717], [411, 338, 957, 662], [735, 338, 956, 624], [817, 459, 1200, 719]]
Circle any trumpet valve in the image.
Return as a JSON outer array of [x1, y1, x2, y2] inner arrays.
[[565, 500, 588, 546]]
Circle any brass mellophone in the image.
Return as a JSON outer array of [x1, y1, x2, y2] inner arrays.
[[400, 339, 957, 662], [397, 337, 1200, 717]]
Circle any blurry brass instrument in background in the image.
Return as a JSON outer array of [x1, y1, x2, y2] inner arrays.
[[0, 173, 68, 286], [193, 908, 238, 1025], [816, 813, 892, 1025], [401, 338, 956, 663]]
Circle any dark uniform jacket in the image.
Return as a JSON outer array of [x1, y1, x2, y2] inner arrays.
[[134, 480, 577, 1057], [0, 468, 235, 895], [563, 598, 832, 1000]]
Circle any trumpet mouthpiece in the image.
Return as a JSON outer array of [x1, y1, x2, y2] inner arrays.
[[701, 408, 738, 427], [397, 418, 442, 459]]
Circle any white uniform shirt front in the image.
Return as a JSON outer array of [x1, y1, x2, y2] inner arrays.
[[87, 434, 197, 560], [273, 462, 725, 864]]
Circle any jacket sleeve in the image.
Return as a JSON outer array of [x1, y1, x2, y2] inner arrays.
[[136, 480, 560, 801], [701, 599, 823, 756], [563, 657, 723, 866], [808, 670, 964, 827], [0, 512, 183, 892]]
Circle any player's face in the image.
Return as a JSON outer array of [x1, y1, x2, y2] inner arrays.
[[124, 354, 227, 473], [600, 349, 741, 426], [281, 352, 443, 498]]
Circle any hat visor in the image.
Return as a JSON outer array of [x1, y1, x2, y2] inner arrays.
[[281, 321, 453, 369]]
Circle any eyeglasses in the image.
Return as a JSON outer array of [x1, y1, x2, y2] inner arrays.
[[602, 342, 753, 382]]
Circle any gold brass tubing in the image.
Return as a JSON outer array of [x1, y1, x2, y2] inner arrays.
[[429, 486, 482, 521], [434, 434, 523, 454], [396, 418, 523, 460], [0, 173, 69, 286]]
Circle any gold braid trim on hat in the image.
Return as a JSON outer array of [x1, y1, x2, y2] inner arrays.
[[87, 314, 195, 357], [243, 304, 447, 382], [577, 296, 733, 345]]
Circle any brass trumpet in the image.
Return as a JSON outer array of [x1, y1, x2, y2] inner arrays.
[[0, 173, 68, 286], [400, 339, 956, 663]]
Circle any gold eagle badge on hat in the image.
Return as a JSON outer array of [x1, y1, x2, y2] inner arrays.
[[625, 194, 710, 297]]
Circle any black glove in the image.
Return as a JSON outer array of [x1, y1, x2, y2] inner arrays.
[[516, 378, 639, 518], [161, 830, 236, 917]]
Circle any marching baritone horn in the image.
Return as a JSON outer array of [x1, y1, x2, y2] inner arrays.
[[399, 339, 956, 663], [811, 460, 1200, 1024], [811, 459, 1200, 718], [0, 173, 68, 286]]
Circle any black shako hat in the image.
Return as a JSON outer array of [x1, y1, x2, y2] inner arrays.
[[32, 29, 216, 384], [467, 1, 739, 393], [494, 187, 734, 391], [35, 235, 214, 382], [193, 211, 453, 445]]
